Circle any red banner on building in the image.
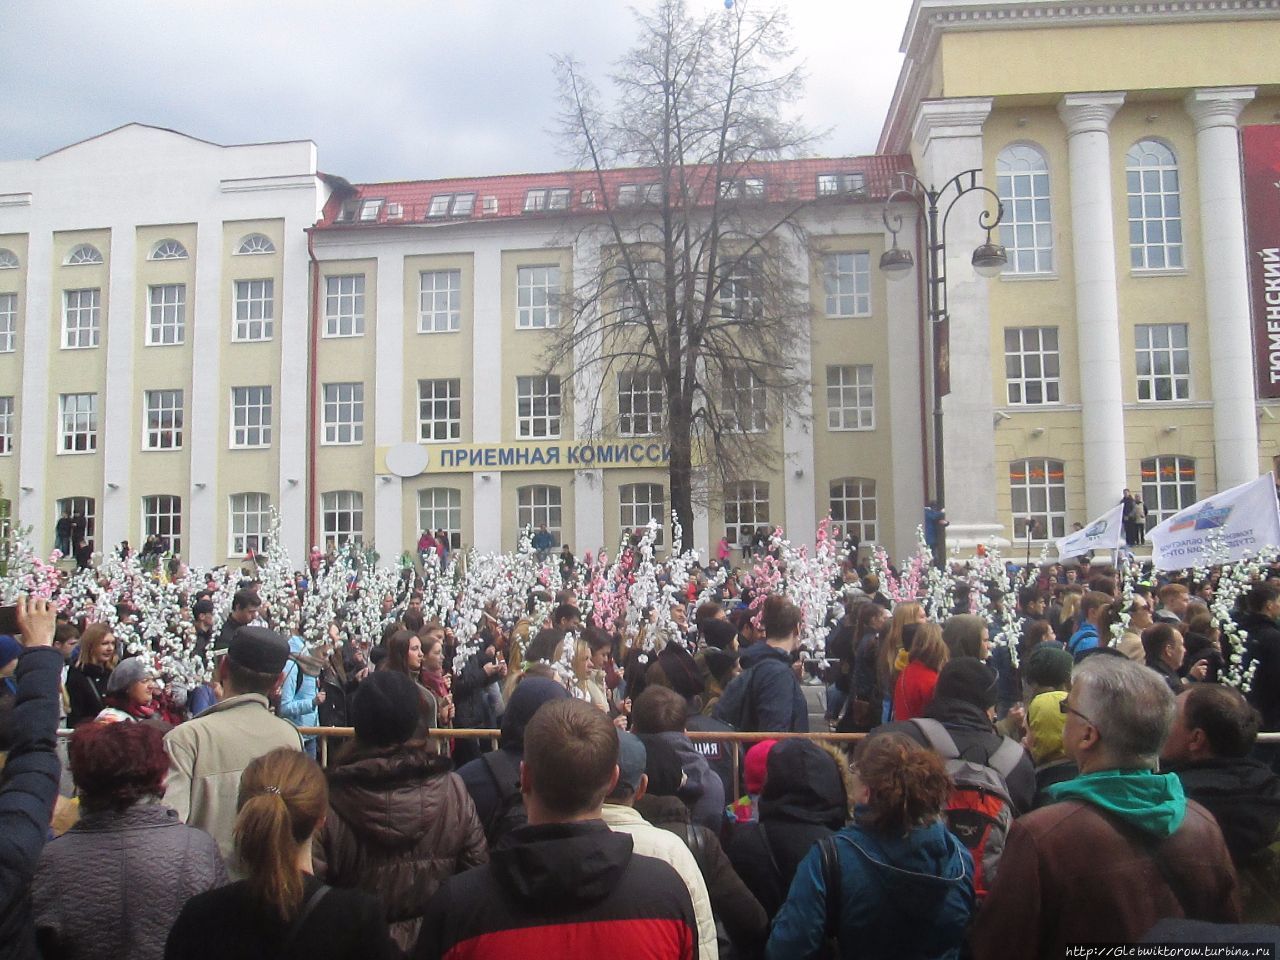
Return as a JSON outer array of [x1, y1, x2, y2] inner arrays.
[[1243, 124, 1280, 399]]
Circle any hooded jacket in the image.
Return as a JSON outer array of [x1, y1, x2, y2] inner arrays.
[[415, 821, 697, 959], [314, 745, 487, 955], [713, 642, 807, 733], [766, 818, 975, 960], [1240, 611, 1280, 730], [279, 636, 321, 733], [640, 731, 724, 833]]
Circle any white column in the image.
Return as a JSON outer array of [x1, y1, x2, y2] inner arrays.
[[913, 97, 1004, 549], [187, 219, 223, 569], [373, 251, 405, 558], [471, 243, 503, 552], [276, 223, 312, 561], [571, 243, 605, 555], [1186, 87, 1259, 491], [17, 231, 51, 546], [885, 216, 926, 560], [1058, 92, 1128, 519], [101, 227, 136, 550], [781, 240, 817, 550]]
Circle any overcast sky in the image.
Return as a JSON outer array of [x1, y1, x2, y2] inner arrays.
[[1, 1, 914, 184]]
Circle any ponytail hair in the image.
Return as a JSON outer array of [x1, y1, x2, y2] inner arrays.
[[853, 732, 952, 837], [234, 748, 327, 921]]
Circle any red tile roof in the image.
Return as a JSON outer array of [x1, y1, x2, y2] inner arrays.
[[314, 155, 913, 229]]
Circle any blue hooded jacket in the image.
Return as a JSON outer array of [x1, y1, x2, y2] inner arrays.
[[279, 637, 319, 735]]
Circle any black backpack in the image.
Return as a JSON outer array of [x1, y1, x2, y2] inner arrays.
[[481, 750, 528, 845]]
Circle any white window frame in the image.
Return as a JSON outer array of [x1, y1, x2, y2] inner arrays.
[[517, 485, 562, 546], [58, 393, 97, 454], [418, 269, 462, 333], [724, 368, 767, 434], [358, 199, 383, 222], [822, 252, 871, 318], [0, 396, 12, 455], [143, 389, 184, 451], [146, 283, 186, 346], [235, 234, 275, 256], [1126, 139, 1184, 271], [618, 371, 663, 437], [0, 249, 19, 269], [418, 378, 461, 442], [516, 375, 561, 439], [1141, 455, 1198, 530], [1004, 327, 1061, 405], [724, 481, 769, 547], [323, 274, 365, 338], [826, 364, 875, 431], [830, 478, 878, 543], [418, 488, 462, 549], [1135, 323, 1190, 402], [516, 265, 561, 329], [55, 497, 96, 542], [233, 278, 274, 341], [816, 173, 865, 196], [142, 495, 182, 555], [997, 144, 1054, 275], [228, 492, 271, 556], [322, 490, 364, 549], [230, 386, 272, 449], [149, 239, 188, 261], [717, 256, 763, 320], [322, 382, 364, 445], [62, 288, 100, 349], [1010, 459, 1067, 540], [620, 483, 664, 545], [64, 244, 103, 266], [0, 292, 15, 352]]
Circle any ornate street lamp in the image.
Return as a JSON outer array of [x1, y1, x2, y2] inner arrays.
[[879, 169, 1006, 519]]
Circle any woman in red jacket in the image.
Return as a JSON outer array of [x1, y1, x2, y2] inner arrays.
[[892, 622, 949, 722]]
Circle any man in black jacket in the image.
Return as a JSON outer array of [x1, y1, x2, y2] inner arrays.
[[0, 597, 60, 960]]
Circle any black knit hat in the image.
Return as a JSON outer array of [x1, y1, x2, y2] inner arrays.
[[934, 657, 999, 710], [351, 670, 421, 747], [701, 618, 738, 651]]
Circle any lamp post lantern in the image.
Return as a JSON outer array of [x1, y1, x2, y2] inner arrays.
[[879, 168, 1006, 525]]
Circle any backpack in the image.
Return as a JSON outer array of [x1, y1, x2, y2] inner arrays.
[[481, 749, 528, 845], [908, 717, 1023, 899], [713, 663, 762, 731]]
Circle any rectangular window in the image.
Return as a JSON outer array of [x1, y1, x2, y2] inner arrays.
[[724, 369, 767, 434], [419, 488, 462, 549], [717, 257, 763, 320], [324, 274, 365, 337], [58, 393, 97, 453], [146, 284, 185, 345], [322, 382, 364, 445], [1004, 327, 1061, 405], [817, 173, 866, 196], [517, 375, 561, 439], [618, 372, 663, 437], [143, 389, 184, 450], [233, 279, 274, 341], [517, 266, 561, 329], [822, 253, 871, 318], [0, 396, 12, 455], [418, 270, 461, 333], [826, 365, 875, 430], [418, 379, 461, 442], [1010, 459, 1067, 539], [55, 497, 95, 543], [517, 485, 562, 546], [0, 292, 16, 352], [322, 491, 364, 548], [1135, 323, 1190, 401], [359, 199, 383, 222], [62, 288, 100, 349], [142, 495, 182, 556], [620, 483, 665, 545], [719, 178, 765, 199], [231, 386, 272, 448], [229, 492, 271, 556]]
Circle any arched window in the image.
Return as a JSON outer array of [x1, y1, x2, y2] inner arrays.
[[235, 233, 276, 255], [418, 488, 462, 549], [64, 244, 103, 265], [149, 239, 188, 261], [1009, 458, 1066, 539], [1140, 456, 1197, 529], [321, 490, 363, 549], [724, 481, 769, 548], [996, 144, 1053, 274], [830, 478, 877, 543], [620, 483, 665, 545], [517, 485, 562, 546], [228, 492, 271, 556], [0, 249, 19, 269], [1126, 140, 1183, 270], [142, 495, 182, 555]]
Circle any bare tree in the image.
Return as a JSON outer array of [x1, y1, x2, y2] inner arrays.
[[548, 0, 819, 548]]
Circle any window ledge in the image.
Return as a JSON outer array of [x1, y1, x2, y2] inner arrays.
[[999, 272, 1059, 283], [826, 426, 876, 433], [996, 403, 1084, 414], [1130, 268, 1189, 279], [1124, 400, 1210, 410], [321, 331, 366, 340]]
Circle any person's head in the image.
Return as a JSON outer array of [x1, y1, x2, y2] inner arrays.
[[230, 588, 261, 625], [69, 720, 168, 813], [1021, 618, 1054, 653], [1246, 580, 1280, 621], [420, 631, 446, 675], [192, 599, 215, 632], [1162, 685, 1262, 765], [759, 739, 850, 830], [607, 730, 649, 805], [1157, 583, 1190, 619], [584, 627, 612, 670], [1022, 644, 1074, 695], [551, 603, 581, 632], [1064, 654, 1175, 772], [235, 748, 328, 921], [218, 626, 290, 698], [695, 602, 724, 626], [76, 623, 117, 669], [105, 656, 155, 707], [408, 593, 423, 612], [350, 670, 423, 747], [385, 629, 423, 676], [1081, 591, 1113, 627], [908, 622, 949, 672], [1018, 585, 1045, 618], [631, 684, 688, 734], [1141, 622, 1185, 671], [52, 622, 79, 662], [761, 595, 802, 649], [700, 617, 738, 651], [521, 699, 619, 822], [851, 732, 951, 836], [942, 614, 988, 661], [862, 573, 881, 595], [881, 601, 926, 674], [401, 608, 426, 635], [498, 676, 571, 749], [525, 627, 565, 664], [856, 601, 888, 637], [1127, 594, 1154, 632], [933, 657, 999, 718], [1025, 691, 1069, 765]]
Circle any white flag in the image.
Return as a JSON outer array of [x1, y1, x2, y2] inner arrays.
[[1148, 473, 1280, 571], [1056, 502, 1126, 560]]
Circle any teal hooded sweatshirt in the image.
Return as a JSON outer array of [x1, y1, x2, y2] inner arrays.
[[1047, 768, 1187, 838]]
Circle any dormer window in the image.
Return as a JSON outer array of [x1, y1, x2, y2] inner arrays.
[[524, 188, 571, 213], [817, 173, 866, 197], [359, 199, 383, 222], [427, 193, 477, 219], [718, 178, 765, 200]]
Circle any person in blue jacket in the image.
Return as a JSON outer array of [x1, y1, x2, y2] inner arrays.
[[280, 636, 325, 757], [766, 732, 975, 960], [713, 595, 808, 732]]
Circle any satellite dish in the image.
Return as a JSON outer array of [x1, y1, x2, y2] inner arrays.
[[386, 443, 430, 478]]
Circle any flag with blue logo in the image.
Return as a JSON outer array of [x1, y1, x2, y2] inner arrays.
[[1056, 502, 1125, 560], [1148, 473, 1280, 571]]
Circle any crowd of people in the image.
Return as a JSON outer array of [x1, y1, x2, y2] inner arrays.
[[2, 524, 1280, 959]]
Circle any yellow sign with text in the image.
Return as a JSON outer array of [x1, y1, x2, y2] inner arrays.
[[380, 440, 672, 475]]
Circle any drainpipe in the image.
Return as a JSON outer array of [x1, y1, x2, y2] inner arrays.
[[306, 229, 320, 553]]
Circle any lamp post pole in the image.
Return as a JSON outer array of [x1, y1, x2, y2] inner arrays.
[[880, 169, 1007, 524]]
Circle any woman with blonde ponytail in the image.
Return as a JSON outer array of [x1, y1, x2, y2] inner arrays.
[[767, 733, 976, 959], [164, 748, 393, 960]]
